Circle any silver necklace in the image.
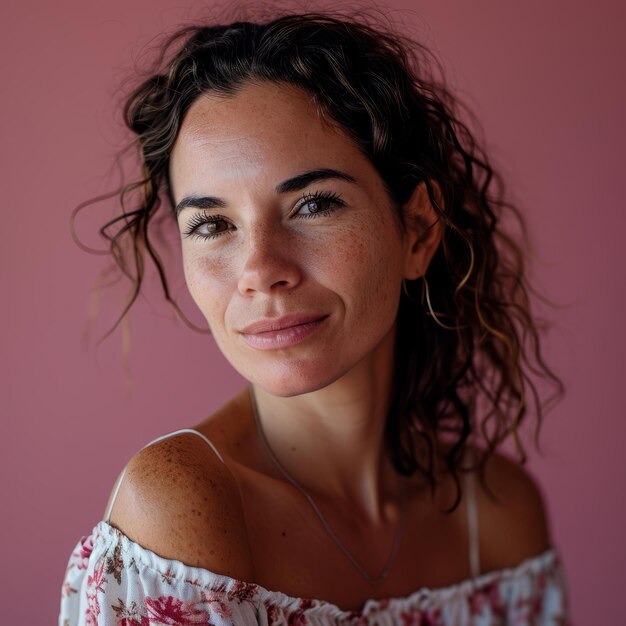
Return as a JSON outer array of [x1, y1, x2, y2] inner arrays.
[[249, 386, 408, 584]]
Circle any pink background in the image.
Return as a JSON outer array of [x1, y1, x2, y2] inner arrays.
[[2, 1, 624, 623]]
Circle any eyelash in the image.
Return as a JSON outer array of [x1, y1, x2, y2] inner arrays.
[[181, 190, 345, 241]]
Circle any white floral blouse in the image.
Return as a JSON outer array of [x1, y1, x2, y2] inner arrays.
[[59, 519, 569, 626]]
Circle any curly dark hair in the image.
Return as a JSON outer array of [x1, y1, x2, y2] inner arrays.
[[75, 10, 564, 507]]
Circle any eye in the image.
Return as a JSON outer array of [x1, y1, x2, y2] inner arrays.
[[295, 191, 345, 219], [182, 212, 233, 240]]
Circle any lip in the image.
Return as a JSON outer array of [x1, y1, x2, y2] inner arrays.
[[240, 314, 327, 334], [239, 314, 329, 350]]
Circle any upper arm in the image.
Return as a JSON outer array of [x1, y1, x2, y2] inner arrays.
[[476, 450, 552, 569], [107, 433, 254, 581]]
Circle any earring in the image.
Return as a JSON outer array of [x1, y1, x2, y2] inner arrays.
[[421, 275, 465, 331], [402, 278, 415, 301]]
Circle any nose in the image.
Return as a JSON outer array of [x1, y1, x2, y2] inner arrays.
[[237, 227, 302, 296]]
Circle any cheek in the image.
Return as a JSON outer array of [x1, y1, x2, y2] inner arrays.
[[331, 221, 402, 313], [183, 249, 232, 323]]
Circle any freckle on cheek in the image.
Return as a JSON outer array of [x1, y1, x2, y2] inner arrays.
[[198, 256, 224, 275]]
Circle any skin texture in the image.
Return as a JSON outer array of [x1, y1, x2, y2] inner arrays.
[[171, 82, 425, 399], [169, 81, 441, 518], [108, 81, 551, 610]]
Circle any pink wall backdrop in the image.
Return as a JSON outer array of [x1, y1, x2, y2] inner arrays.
[[2, 1, 624, 623]]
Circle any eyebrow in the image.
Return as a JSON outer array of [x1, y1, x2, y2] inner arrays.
[[275, 168, 357, 194], [175, 168, 357, 216]]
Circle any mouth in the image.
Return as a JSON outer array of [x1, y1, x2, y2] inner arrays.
[[239, 314, 329, 350]]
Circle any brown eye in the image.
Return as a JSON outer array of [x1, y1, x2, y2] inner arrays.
[[200, 218, 229, 235], [295, 191, 345, 219], [183, 213, 233, 240], [298, 198, 333, 215]]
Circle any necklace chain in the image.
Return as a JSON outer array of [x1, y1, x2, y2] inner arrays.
[[249, 387, 408, 584]]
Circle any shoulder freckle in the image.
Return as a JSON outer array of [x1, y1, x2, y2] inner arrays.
[[108, 433, 253, 580]]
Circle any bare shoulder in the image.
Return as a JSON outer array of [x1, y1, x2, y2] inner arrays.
[[106, 430, 254, 581], [472, 447, 553, 569]]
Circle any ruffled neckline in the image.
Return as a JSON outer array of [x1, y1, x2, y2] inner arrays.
[[92, 520, 559, 618]]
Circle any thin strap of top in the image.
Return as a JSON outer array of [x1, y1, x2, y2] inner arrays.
[[104, 429, 482, 579], [103, 428, 225, 523], [463, 448, 481, 578]]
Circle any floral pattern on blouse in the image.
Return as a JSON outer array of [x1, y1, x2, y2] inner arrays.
[[59, 521, 569, 626]]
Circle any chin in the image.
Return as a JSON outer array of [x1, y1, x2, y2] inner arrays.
[[242, 361, 347, 398]]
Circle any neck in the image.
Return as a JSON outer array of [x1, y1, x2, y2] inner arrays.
[[250, 326, 402, 525]]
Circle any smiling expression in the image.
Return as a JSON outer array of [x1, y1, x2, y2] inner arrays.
[[170, 81, 414, 396]]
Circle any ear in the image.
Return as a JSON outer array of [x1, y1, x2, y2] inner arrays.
[[401, 180, 443, 280]]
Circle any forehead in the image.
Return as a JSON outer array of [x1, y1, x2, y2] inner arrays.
[[169, 81, 373, 195]]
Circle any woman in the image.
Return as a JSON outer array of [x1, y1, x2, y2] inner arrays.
[[60, 11, 569, 625]]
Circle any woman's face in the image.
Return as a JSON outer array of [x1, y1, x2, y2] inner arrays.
[[170, 81, 414, 396]]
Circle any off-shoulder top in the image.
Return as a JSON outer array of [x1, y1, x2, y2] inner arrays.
[[59, 428, 570, 625]]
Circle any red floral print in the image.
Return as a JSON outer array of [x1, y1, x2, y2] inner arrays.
[[59, 522, 570, 625], [144, 595, 211, 625], [111, 598, 150, 626]]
